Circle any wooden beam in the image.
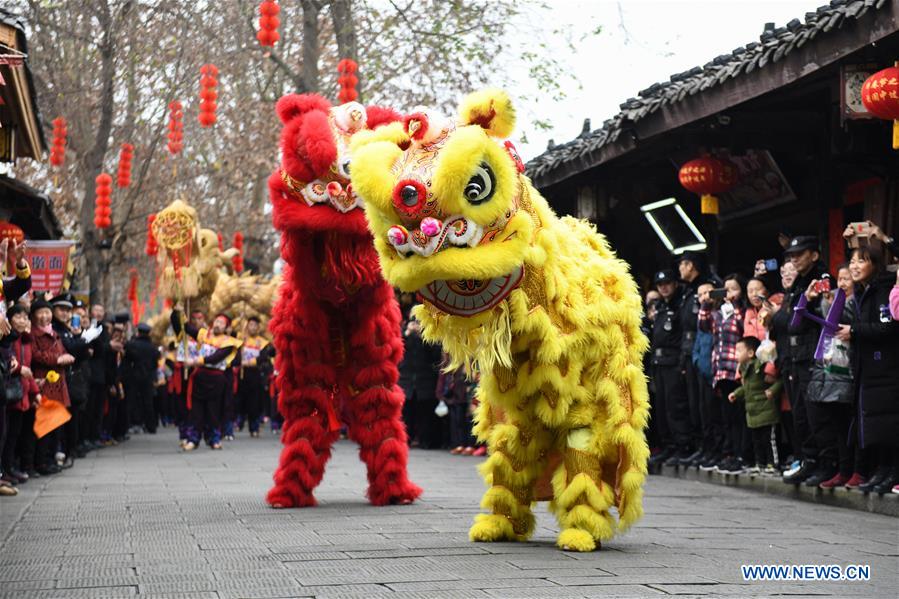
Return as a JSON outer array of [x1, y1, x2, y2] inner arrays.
[[533, 1, 899, 190]]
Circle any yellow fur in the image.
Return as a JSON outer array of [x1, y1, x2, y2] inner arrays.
[[351, 89, 649, 552]]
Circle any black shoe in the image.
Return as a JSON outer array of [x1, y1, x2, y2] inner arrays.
[[37, 465, 61, 476], [679, 449, 704, 467], [663, 449, 691, 468], [25, 469, 40, 478], [803, 469, 836, 488], [872, 472, 899, 495], [719, 457, 746, 475], [698, 453, 720, 471], [858, 467, 889, 493], [10, 470, 29, 484], [60, 457, 74, 469], [783, 460, 817, 485], [74, 448, 87, 459], [648, 447, 675, 467]]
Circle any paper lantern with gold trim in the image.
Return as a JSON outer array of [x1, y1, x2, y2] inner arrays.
[[678, 157, 737, 215], [862, 64, 899, 149]]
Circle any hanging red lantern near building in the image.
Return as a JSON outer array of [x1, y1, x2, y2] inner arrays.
[[117, 143, 134, 188], [198, 64, 219, 127], [861, 63, 899, 149], [257, 1, 280, 47], [145, 214, 158, 257], [337, 59, 359, 104], [94, 173, 113, 229], [232, 231, 244, 273], [167, 101, 184, 155], [49, 117, 67, 167], [678, 156, 737, 215]]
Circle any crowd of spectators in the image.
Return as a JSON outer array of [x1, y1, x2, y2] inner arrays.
[[643, 220, 899, 496]]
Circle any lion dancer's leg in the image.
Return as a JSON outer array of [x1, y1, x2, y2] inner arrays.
[[548, 426, 617, 552], [470, 394, 548, 543], [343, 282, 422, 506], [266, 279, 340, 508]]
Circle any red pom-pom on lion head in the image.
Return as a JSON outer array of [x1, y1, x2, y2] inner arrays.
[[271, 93, 401, 237]]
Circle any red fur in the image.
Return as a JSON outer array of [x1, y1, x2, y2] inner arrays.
[[366, 105, 402, 129], [267, 93, 420, 509]]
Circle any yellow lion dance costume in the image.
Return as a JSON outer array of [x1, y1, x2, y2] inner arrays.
[[350, 89, 649, 552]]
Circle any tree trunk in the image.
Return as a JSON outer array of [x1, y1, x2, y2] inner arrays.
[[78, 1, 128, 304], [330, 0, 359, 98], [301, 0, 321, 93]]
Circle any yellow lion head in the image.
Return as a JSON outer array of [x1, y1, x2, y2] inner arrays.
[[351, 89, 537, 316]]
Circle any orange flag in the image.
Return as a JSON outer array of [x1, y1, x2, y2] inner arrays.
[[34, 399, 71, 439]]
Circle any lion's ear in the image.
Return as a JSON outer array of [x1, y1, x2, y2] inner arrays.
[[275, 93, 332, 124], [457, 89, 515, 138]]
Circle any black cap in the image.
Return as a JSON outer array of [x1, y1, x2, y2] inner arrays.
[[136, 323, 151, 334], [50, 292, 74, 309], [784, 235, 820, 255], [654, 269, 677, 285], [30, 298, 52, 315], [676, 250, 705, 266], [73, 299, 85, 309], [113, 313, 130, 324]]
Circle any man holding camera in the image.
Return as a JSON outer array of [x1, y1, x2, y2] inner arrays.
[[648, 270, 693, 467], [769, 236, 830, 484]]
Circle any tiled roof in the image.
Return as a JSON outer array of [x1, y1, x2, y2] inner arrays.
[[526, 0, 890, 184]]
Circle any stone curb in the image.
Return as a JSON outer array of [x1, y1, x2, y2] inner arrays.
[[650, 463, 899, 517]]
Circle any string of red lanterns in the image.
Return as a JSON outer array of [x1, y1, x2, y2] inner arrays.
[[232, 231, 244, 273], [257, 1, 280, 47], [50, 117, 67, 167], [145, 214, 158, 257], [198, 64, 219, 127], [337, 59, 359, 104], [167, 101, 184, 155], [94, 173, 113, 229], [117, 143, 133, 188]]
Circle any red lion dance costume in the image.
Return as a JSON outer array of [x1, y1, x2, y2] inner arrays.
[[266, 63, 422, 508]]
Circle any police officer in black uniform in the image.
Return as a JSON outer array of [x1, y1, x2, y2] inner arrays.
[[770, 236, 830, 484], [674, 252, 707, 466], [648, 270, 694, 467]]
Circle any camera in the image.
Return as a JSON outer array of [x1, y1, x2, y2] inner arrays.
[[814, 278, 831, 294], [709, 288, 728, 301], [764, 258, 778, 272]]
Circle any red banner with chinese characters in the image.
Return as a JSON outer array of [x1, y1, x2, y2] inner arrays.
[[25, 241, 75, 294]]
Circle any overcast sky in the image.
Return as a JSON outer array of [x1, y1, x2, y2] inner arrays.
[[515, 0, 828, 160]]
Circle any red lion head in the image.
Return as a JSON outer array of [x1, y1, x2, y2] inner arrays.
[[270, 93, 401, 237]]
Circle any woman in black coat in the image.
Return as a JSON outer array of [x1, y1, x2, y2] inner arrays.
[[837, 246, 899, 494]]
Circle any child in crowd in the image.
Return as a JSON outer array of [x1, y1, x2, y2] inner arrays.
[[729, 336, 782, 475]]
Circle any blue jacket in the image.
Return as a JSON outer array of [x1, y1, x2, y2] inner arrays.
[[692, 328, 713, 384]]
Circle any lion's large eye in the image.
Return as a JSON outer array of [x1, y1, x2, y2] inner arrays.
[[464, 163, 495, 206]]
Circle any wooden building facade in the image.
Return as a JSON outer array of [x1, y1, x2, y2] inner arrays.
[[526, 0, 899, 287]]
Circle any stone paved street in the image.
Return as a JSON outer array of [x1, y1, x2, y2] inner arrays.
[[0, 428, 896, 598]]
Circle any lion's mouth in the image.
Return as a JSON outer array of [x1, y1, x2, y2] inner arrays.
[[418, 267, 524, 316]]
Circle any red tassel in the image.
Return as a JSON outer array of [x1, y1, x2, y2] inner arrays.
[[145, 214, 158, 256], [232, 231, 244, 273]]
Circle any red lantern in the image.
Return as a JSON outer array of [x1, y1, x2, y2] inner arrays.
[[678, 157, 737, 215], [198, 64, 219, 127], [167, 101, 184, 155], [117, 143, 133, 188], [145, 214, 158, 257], [257, 1, 280, 47], [50, 117, 67, 167], [0, 221, 24, 244], [862, 63, 899, 149], [94, 173, 113, 229], [337, 59, 359, 104], [232, 231, 244, 273]]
